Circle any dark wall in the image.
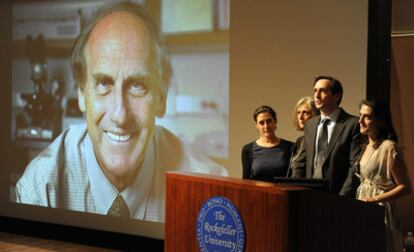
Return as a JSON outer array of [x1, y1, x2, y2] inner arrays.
[[366, 0, 391, 102]]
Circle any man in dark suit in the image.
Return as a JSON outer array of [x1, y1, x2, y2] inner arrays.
[[292, 76, 362, 196]]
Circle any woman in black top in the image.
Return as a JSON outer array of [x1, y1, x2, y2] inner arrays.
[[241, 105, 293, 182], [288, 96, 318, 177]]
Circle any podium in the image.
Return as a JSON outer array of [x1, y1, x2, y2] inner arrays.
[[165, 171, 386, 252]]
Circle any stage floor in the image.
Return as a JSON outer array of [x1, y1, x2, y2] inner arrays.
[[0, 232, 118, 251]]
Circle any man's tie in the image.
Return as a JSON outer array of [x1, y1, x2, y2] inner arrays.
[[314, 118, 330, 179], [107, 194, 130, 218]]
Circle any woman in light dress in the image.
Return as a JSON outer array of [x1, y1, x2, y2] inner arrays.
[[357, 100, 411, 252]]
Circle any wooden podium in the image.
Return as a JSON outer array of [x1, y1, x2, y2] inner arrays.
[[165, 171, 386, 252]]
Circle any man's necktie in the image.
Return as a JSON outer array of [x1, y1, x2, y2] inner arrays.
[[314, 118, 330, 179], [107, 194, 130, 218]]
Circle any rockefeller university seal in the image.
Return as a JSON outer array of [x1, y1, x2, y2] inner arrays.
[[196, 196, 245, 252]]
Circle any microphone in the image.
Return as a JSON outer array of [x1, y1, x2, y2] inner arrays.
[[286, 144, 297, 177]]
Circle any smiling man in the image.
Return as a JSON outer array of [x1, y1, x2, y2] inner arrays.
[[291, 76, 362, 196], [15, 1, 227, 222]]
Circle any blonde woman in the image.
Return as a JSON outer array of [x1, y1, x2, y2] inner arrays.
[[289, 96, 318, 177]]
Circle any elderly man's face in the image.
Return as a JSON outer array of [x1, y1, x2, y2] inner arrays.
[[78, 12, 165, 189]]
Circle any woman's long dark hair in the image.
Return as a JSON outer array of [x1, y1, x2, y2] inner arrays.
[[360, 100, 398, 148]]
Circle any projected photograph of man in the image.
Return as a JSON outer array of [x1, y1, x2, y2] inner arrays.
[[14, 1, 228, 222]]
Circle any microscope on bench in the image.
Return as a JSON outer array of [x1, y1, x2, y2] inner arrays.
[[15, 35, 63, 143]]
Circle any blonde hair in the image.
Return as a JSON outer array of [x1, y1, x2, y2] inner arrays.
[[293, 96, 318, 131]]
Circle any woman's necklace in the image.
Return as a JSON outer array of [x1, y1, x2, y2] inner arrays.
[[360, 143, 377, 167]]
